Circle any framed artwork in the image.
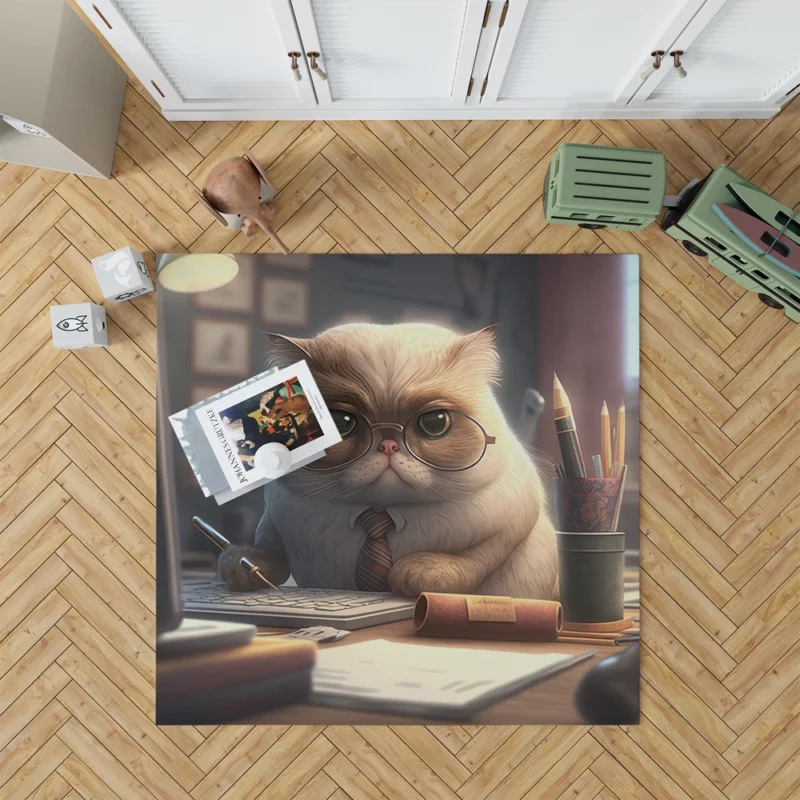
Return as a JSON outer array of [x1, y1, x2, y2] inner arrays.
[[193, 262, 255, 313], [191, 318, 252, 377], [261, 254, 312, 271], [189, 383, 230, 406], [261, 277, 309, 327]]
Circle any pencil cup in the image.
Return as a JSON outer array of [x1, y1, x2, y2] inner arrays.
[[551, 476, 623, 532], [557, 531, 625, 623]]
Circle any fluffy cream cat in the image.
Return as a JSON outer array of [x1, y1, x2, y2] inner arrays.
[[218, 323, 559, 600]]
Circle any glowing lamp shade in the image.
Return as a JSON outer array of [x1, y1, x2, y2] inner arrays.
[[156, 254, 239, 293]]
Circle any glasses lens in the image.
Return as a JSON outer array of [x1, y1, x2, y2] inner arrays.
[[304, 410, 372, 470], [405, 410, 487, 470]]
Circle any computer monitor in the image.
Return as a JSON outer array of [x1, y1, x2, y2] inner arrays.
[[156, 302, 256, 654], [156, 344, 184, 637]]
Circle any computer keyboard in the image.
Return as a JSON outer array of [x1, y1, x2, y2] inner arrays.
[[180, 575, 416, 629], [183, 578, 391, 609]]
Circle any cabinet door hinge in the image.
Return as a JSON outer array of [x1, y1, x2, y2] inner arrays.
[[499, 0, 509, 27], [480, 78, 488, 97], [467, 78, 474, 97], [482, 1, 492, 27]]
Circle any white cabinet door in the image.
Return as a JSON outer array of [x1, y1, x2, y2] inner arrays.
[[290, 0, 486, 110], [634, 0, 800, 107], [480, 0, 706, 109], [77, 0, 316, 112]]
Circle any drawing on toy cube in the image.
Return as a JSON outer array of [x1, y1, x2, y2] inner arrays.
[[50, 303, 108, 349], [92, 246, 154, 302]]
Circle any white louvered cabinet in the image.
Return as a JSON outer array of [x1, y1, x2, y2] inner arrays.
[[79, 0, 317, 112], [75, 0, 799, 120], [629, 0, 800, 109], [290, 0, 487, 109], [477, 0, 709, 108]]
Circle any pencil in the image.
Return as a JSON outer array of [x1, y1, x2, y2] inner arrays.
[[592, 454, 603, 478], [553, 374, 587, 479], [600, 401, 612, 479], [615, 400, 626, 478]]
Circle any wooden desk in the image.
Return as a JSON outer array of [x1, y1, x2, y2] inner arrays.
[[242, 619, 630, 725]]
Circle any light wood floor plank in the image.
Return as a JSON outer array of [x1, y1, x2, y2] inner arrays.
[[56, 537, 154, 643], [122, 85, 202, 175], [365, 120, 468, 210], [454, 120, 576, 229], [638, 678, 736, 784], [329, 122, 468, 246], [322, 137, 451, 253], [57, 645, 203, 785], [57, 571, 154, 683], [55, 392, 154, 502], [723, 639, 800, 734], [0, 193, 68, 274], [400, 121, 469, 174], [0, 228, 68, 315], [57, 681, 192, 800], [189, 727, 286, 800], [519, 734, 603, 800]]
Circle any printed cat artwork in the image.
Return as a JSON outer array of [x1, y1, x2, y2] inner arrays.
[[218, 323, 559, 601]]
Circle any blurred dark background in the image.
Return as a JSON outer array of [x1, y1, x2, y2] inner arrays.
[[158, 253, 639, 566]]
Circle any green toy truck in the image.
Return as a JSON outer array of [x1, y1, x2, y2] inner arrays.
[[544, 143, 800, 323], [543, 144, 667, 231], [660, 165, 800, 323]]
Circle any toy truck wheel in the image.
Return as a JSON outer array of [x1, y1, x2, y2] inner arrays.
[[578, 223, 606, 229], [682, 240, 707, 257], [758, 293, 784, 310]]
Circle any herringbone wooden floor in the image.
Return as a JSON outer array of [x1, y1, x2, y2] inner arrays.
[[3, 31, 800, 799]]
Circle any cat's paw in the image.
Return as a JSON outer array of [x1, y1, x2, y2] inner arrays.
[[217, 546, 281, 591], [388, 552, 472, 597]]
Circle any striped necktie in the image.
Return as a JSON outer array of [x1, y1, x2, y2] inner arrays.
[[354, 508, 394, 592]]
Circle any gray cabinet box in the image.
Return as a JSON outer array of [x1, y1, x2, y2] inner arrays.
[[0, 0, 126, 178]]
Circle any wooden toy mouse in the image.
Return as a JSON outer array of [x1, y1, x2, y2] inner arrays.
[[197, 148, 289, 254]]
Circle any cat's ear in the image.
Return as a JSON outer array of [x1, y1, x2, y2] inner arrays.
[[266, 333, 314, 368], [450, 325, 500, 383]]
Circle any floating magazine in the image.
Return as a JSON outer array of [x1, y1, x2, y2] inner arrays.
[[169, 360, 341, 503]]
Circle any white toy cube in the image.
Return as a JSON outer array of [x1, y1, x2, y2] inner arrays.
[[91, 246, 154, 302], [50, 303, 108, 349]]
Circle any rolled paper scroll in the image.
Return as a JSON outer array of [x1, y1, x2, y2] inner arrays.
[[413, 592, 563, 642]]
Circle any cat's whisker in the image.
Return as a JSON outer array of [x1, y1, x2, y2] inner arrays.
[[296, 483, 347, 501], [521, 445, 559, 475]]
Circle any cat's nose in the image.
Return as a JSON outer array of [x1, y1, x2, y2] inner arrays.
[[378, 439, 399, 457]]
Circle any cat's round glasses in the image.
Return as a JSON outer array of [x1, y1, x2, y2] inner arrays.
[[304, 409, 496, 472]]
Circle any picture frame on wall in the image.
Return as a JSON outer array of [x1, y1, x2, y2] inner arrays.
[[261, 277, 309, 327], [193, 262, 255, 313], [191, 318, 252, 377], [189, 383, 230, 406], [261, 254, 313, 271]]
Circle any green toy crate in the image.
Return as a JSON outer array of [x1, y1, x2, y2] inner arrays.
[[544, 144, 667, 231], [661, 164, 800, 323]]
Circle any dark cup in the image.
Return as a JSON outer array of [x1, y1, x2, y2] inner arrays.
[[552, 476, 623, 532], [557, 531, 625, 623]]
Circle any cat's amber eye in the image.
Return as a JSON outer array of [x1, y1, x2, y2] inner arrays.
[[331, 409, 358, 438], [417, 410, 452, 439]]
